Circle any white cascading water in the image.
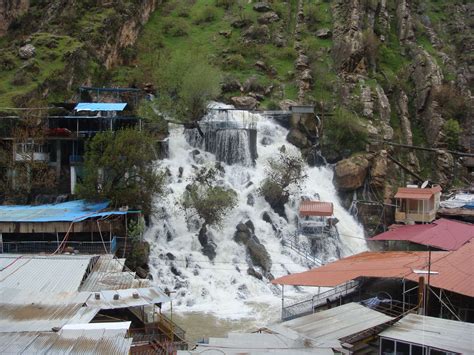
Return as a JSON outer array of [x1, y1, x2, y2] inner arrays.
[[146, 103, 367, 320]]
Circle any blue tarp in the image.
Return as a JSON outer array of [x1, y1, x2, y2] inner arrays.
[[74, 103, 127, 112], [0, 200, 126, 223]]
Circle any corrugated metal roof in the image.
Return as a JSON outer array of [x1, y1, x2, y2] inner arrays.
[[0, 289, 90, 332], [371, 218, 474, 250], [86, 287, 170, 309], [0, 254, 94, 293], [380, 314, 474, 354], [178, 331, 334, 354], [394, 186, 442, 200], [80, 255, 150, 291], [273, 242, 474, 298], [0, 328, 132, 354], [299, 201, 334, 217], [75, 103, 127, 112], [0, 200, 113, 222], [273, 303, 393, 342]]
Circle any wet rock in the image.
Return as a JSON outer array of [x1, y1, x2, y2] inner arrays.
[[253, 2, 272, 12], [178, 166, 184, 178], [334, 155, 371, 191], [234, 222, 252, 244], [136, 266, 148, 279], [247, 267, 263, 280], [247, 193, 255, 206], [260, 137, 273, 146], [245, 220, 255, 233], [258, 11, 279, 24], [166, 252, 176, 260], [171, 265, 182, 276], [315, 28, 332, 39], [231, 96, 258, 110], [247, 237, 272, 272], [202, 243, 217, 260], [18, 44, 35, 59], [262, 211, 277, 232], [287, 128, 310, 149]]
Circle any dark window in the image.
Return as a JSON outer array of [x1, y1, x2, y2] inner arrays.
[[381, 338, 395, 355], [397, 342, 410, 355], [412, 345, 427, 355]]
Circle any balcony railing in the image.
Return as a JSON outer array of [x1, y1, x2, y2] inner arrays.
[[0, 238, 118, 254]]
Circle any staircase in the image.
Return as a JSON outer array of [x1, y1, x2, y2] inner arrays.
[[280, 232, 322, 267]]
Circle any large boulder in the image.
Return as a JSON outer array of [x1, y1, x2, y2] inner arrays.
[[334, 155, 371, 191], [231, 96, 258, 110], [242, 25, 270, 44], [258, 12, 279, 24], [287, 128, 310, 149], [18, 44, 35, 59], [247, 237, 272, 272], [370, 150, 388, 190]]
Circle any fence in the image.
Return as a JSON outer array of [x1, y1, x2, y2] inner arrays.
[[281, 233, 322, 267], [282, 280, 360, 321], [0, 237, 118, 254]]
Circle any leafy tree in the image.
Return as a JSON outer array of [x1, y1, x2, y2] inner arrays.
[[259, 150, 307, 217], [182, 167, 237, 227], [154, 53, 221, 123], [76, 129, 165, 215]]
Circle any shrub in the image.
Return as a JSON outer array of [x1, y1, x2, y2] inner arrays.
[[223, 54, 246, 70], [193, 5, 218, 25], [443, 119, 461, 150], [304, 3, 323, 31], [433, 84, 469, 121], [162, 18, 189, 37], [323, 108, 368, 156], [276, 46, 297, 60], [215, 0, 236, 10]]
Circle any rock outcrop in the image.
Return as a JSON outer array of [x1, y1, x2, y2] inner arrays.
[[334, 155, 370, 191], [234, 222, 272, 274], [0, 0, 29, 36]]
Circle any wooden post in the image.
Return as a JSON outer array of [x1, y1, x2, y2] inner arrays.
[[418, 276, 425, 315]]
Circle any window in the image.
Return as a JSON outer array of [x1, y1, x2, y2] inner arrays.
[[412, 345, 427, 355], [397, 342, 410, 355], [381, 338, 395, 355]]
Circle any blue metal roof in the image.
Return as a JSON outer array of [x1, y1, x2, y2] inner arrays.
[[74, 103, 127, 112], [0, 200, 127, 223]]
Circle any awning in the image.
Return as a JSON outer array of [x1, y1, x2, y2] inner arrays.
[[371, 218, 474, 251], [299, 201, 333, 217], [394, 186, 442, 200], [74, 103, 127, 112], [272, 241, 474, 298]]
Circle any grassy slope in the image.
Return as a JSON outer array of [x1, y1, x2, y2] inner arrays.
[[111, 0, 301, 107]]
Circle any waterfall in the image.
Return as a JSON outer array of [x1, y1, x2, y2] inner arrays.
[[145, 104, 367, 320]]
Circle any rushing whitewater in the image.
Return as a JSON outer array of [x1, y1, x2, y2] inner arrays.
[[146, 104, 367, 320]]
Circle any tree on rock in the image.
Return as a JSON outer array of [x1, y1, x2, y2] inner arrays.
[[259, 149, 307, 217], [182, 166, 237, 227], [76, 129, 165, 216]]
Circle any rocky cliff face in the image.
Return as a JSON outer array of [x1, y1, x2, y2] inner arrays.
[[0, 0, 29, 36]]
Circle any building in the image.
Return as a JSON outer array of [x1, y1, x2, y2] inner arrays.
[[379, 313, 474, 355], [0, 253, 187, 352], [371, 218, 474, 251], [0, 200, 137, 255], [394, 185, 442, 224], [273, 241, 474, 322], [298, 200, 335, 237]]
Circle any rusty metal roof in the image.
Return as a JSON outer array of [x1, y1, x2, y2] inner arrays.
[[371, 219, 474, 251], [273, 241, 474, 298], [299, 201, 334, 217], [394, 186, 442, 200], [0, 289, 91, 332]]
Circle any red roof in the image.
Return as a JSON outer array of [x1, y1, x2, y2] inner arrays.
[[272, 241, 474, 298], [299, 201, 334, 217], [394, 186, 442, 200], [371, 219, 474, 251]]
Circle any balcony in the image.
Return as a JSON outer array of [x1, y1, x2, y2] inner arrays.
[[15, 152, 50, 162], [395, 210, 437, 223]]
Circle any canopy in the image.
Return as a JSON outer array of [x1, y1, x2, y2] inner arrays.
[[74, 103, 127, 112], [394, 186, 442, 200], [272, 241, 474, 298], [299, 201, 333, 217], [0, 200, 126, 223], [371, 218, 474, 251]]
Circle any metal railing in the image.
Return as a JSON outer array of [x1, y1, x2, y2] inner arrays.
[[281, 233, 322, 267], [282, 280, 360, 321], [0, 238, 117, 254]]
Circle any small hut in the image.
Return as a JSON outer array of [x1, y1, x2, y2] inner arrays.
[[298, 200, 334, 237]]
